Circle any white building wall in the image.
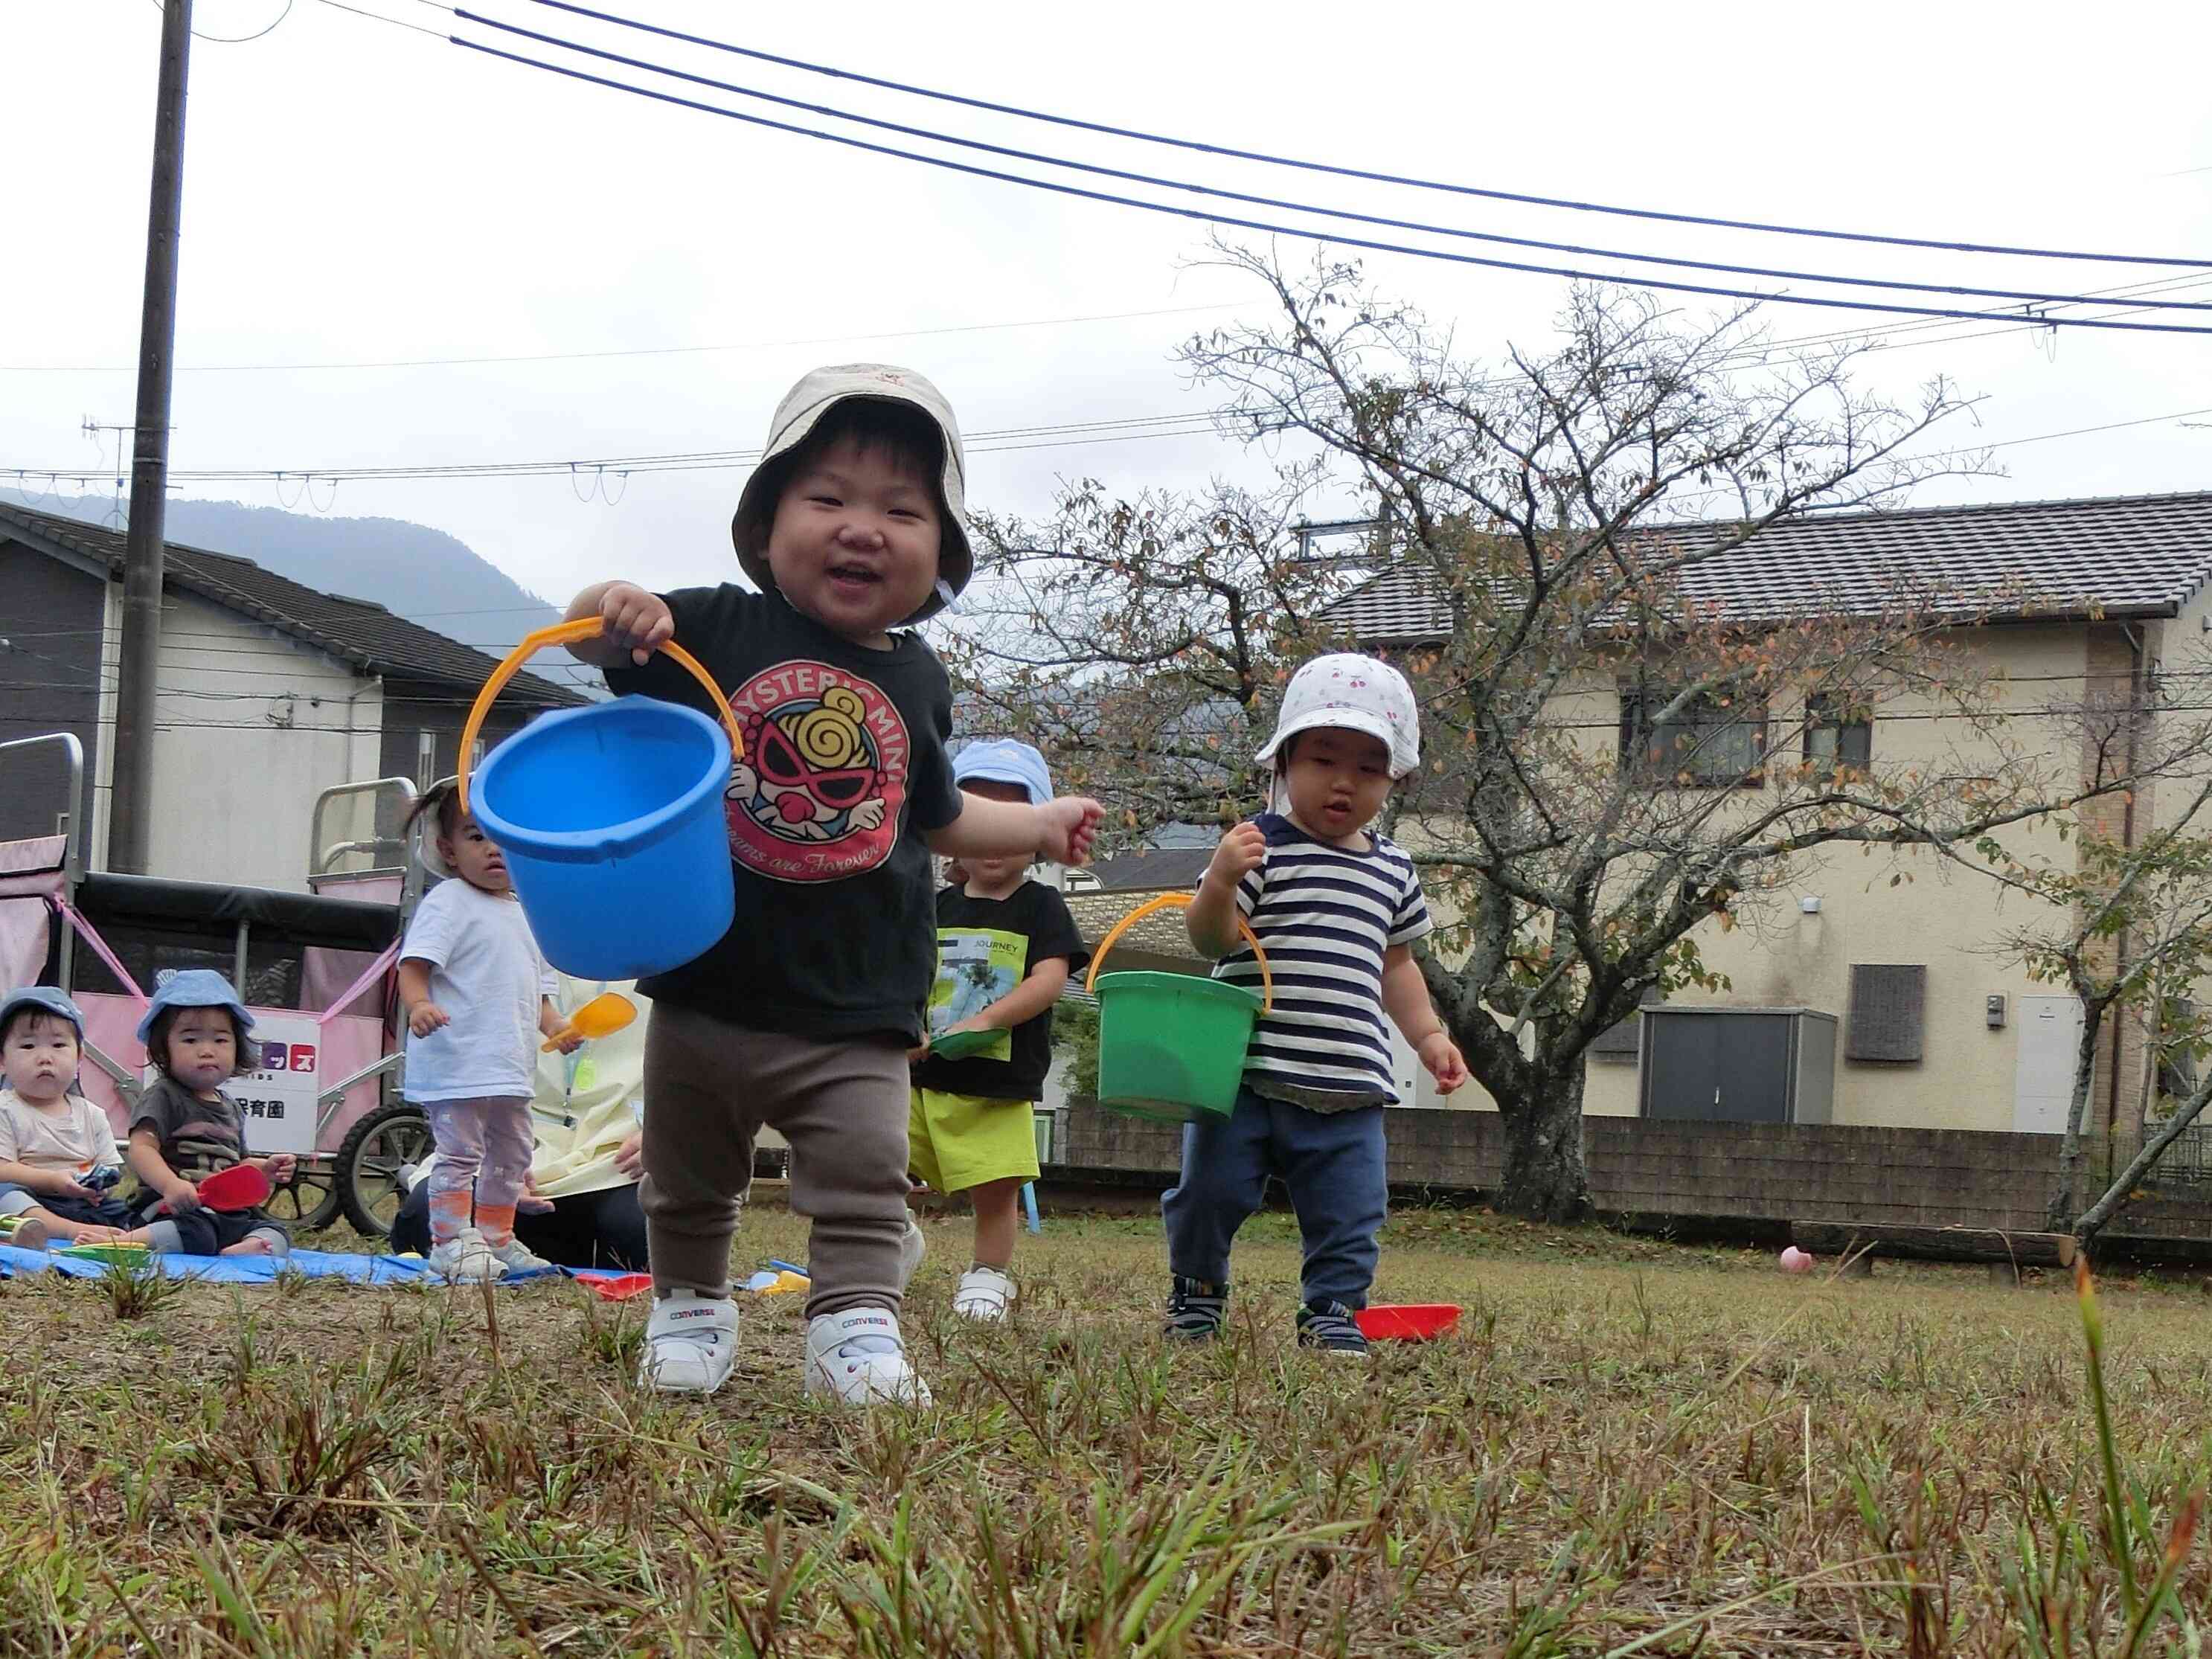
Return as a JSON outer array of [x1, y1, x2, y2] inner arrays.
[[129, 594, 383, 892]]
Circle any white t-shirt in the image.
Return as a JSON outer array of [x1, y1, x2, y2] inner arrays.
[[400, 879, 558, 1103], [0, 1088, 122, 1174]]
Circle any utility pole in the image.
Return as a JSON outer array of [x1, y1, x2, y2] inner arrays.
[[109, 0, 194, 875]]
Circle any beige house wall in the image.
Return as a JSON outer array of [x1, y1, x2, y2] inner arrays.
[[1414, 619, 2212, 1133]]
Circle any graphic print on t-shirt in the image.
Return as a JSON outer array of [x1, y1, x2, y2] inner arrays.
[[925, 926, 1022, 1062], [724, 659, 911, 882]]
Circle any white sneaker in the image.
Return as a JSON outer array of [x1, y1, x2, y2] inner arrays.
[[641, 1289, 739, 1394], [804, 1307, 932, 1407], [429, 1228, 505, 1283], [488, 1237, 554, 1274], [897, 1219, 926, 1292], [952, 1265, 1015, 1321]]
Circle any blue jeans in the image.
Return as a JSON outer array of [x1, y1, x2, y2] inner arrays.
[[1161, 1087, 1387, 1306]]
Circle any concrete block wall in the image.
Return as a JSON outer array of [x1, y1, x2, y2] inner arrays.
[[1053, 1101, 2212, 1245]]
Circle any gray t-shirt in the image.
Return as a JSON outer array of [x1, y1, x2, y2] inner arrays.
[[129, 1076, 247, 1183]]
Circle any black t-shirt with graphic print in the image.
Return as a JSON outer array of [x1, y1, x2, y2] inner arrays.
[[911, 879, 1090, 1102], [606, 583, 962, 1042]]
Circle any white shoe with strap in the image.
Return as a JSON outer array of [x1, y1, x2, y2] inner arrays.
[[488, 1236, 554, 1275], [804, 1307, 932, 1407], [428, 1228, 505, 1283], [641, 1289, 739, 1394], [952, 1265, 1015, 1321], [897, 1219, 926, 1292]]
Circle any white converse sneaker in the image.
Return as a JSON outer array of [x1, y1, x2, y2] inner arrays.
[[804, 1307, 932, 1407], [641, 1289, 739, 1394], [488, 1237, 554, 1275], [428, 1228, 505, 1283], [897, 1219, 926, 1292], [952, 1265, 1015, 1321]]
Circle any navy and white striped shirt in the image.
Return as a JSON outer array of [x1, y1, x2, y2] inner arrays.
[[1214, 812, 1433, 1107]]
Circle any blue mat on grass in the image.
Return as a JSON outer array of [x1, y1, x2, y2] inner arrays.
[[0, 1242, 597, 1287]]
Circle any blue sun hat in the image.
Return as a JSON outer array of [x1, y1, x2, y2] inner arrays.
[[952, 739, 1053, 806], [0, 985, 86, 1039], [135, 969, 257, 1053]]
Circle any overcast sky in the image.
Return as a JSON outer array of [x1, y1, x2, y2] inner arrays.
[[5, 0, 2209, 640]]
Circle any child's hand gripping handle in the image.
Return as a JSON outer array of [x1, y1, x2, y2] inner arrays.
[[1084, 892, 1272, 1012], [455, 617, 746, 816]]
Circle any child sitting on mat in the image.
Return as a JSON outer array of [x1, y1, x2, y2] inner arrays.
[[1162, 654, 1469, 1358], [126, 971, 295, 1258], [0, 986, 167, 1251], [907, 739, 1089, 1321], [400, 780, 582, 1285]]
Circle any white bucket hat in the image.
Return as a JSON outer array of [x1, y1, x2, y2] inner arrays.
[[729, 363, 972, 626], [1254, 654, 1422, 780]]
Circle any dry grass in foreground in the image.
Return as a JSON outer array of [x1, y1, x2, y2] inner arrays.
[[3, 1205, 2208, 1655]]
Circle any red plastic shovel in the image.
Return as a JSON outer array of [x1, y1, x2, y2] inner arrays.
[[154, 1162, 272, 1217]]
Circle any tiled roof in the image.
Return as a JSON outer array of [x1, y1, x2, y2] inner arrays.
[[1068, 887, 1205, 965], [1325, 490, 2212, 644], [1082, 847, 1214, 891], [0, 503, 586, 706]]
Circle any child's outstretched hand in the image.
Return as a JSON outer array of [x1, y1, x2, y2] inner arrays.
[[408, 1001, 452, 1038], [254, 1152, 298, 1183], [595, 582, 675, 667], [1206, 821, 1267, 889], [1417, 1030, 1469, 1094], [539, 1007, 584, 1055], [1037, 797, 1105, 867]]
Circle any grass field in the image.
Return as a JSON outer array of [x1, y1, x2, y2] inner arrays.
[[4, 1204, 2208, 1656]]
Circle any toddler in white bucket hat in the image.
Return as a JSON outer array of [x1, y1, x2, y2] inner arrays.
[[561, 365, 1103, 1410], [1161, 652, 1466, 1359]]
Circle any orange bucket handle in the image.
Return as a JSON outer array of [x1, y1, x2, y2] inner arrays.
[[455, 617, 744, 816], [1085, 891, 1272, 1014]]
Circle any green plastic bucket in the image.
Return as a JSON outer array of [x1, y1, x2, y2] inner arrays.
[[1094, 971, 1264, 1122], [1086, 893, 1273, 1123]]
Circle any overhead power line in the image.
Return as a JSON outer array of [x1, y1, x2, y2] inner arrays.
[[310, 0, 446, 39], [451, 36, 2212, 336], [9, 401, 2210, 498], [0, 301, 1241, 375], [516, 0, 2212, 271], [452, 10, 2212, 321], [1, 408, 1230, 487]]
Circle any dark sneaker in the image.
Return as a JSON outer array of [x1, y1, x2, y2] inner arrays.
[[1164, 1276, 1228, 1341], [1296, 1299, 1371, 1359]]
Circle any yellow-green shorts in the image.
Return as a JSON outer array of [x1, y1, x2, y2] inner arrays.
[[907, 1088, 1040, 1194]]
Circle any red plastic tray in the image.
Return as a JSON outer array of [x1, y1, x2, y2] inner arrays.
[[1354, 1303, 1462, 1341]]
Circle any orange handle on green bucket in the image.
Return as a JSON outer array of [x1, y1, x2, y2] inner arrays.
[[455, 617, 745, 816], [1085, 892, 1273, 1013]]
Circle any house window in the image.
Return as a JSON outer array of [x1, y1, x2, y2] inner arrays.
[[1619, 687, 1766, 786], [1805, 693, 1873, 774]]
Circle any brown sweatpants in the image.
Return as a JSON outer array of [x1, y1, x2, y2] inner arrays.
[[639, 1000, 911, 1321]]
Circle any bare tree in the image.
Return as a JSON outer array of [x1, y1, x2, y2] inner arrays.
[[946, 246, 2212, 1222], [1978, 775, 2212, 1233]]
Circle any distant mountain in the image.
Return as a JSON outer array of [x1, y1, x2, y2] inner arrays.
[[0, 490, 600, 694]]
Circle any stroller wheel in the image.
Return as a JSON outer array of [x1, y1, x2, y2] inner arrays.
[[336, 1100, 433, 1239]]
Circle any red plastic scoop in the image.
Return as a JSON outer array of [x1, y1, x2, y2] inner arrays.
[[1354, 1303, 1462, 1342], [155, 1162, 272, 1216]]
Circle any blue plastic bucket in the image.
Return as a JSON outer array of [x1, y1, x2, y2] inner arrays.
[[472, 696, 733, 979]]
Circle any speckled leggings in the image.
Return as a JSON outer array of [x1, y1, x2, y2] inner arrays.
[[426, 1096, 533, 1248]]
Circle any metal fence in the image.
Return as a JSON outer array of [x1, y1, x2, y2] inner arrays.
[[2098, 1123, 2212, 1190]]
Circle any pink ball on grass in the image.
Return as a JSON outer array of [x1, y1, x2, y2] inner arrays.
[[1778, 1246, 1814, 1274]]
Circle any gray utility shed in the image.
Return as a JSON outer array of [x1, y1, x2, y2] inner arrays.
[[1638, 1007, 1837, 1126]]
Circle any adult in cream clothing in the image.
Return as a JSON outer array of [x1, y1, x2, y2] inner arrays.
[[391, 975, 649, 1270]]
